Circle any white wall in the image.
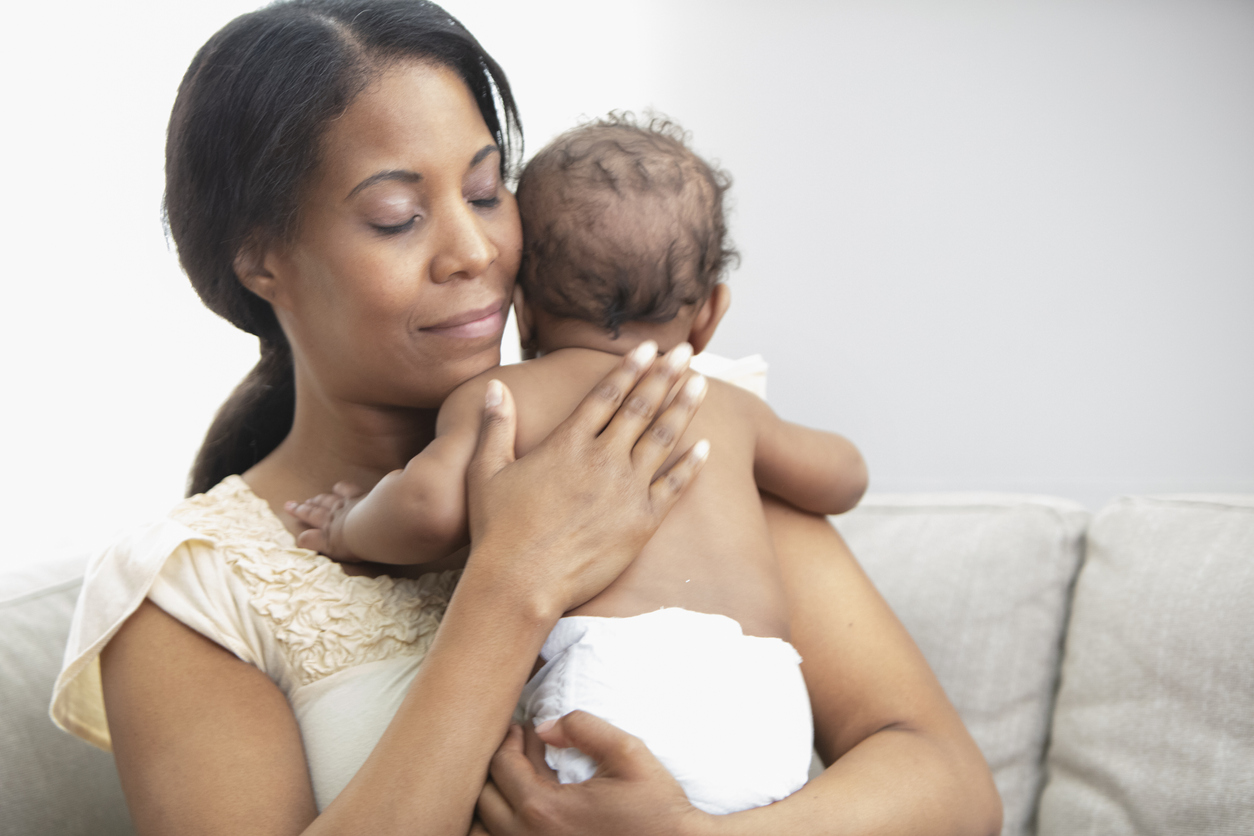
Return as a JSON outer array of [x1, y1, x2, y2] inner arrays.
[[1, 0, 1250, 570]]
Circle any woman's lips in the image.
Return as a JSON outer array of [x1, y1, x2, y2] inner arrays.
[[420, 301, 506, 339]]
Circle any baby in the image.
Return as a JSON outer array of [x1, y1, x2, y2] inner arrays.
[[290, 116, 868, 814]]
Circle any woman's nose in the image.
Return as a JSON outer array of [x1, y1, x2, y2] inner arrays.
[[430, 200, 497, 284]]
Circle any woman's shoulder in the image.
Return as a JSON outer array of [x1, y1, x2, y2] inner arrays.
[[52, 476, 462, 750]]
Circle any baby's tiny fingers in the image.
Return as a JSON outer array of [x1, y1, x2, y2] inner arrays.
[[648, 439, 710, 515], [310, 492, 343, 511], [286, 497, 334, 527], [332, 481, 364, 499], [296, 527, 330, 554]]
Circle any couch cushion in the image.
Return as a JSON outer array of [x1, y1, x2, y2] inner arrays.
[[835, 493, 1088, 836], [0, 556, 136, 836], [1038, 495, 1254, 836]]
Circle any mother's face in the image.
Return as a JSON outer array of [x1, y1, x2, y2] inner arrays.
[[253, 61, 522, 409]]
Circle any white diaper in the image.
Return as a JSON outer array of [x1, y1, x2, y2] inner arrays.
[[517, 607, 813, 815]]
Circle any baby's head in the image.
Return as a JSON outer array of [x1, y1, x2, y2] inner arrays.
[[514, 114, 737, 352]]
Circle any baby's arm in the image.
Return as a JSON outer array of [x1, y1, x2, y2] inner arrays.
[[742, 388, 868, 515], [289, 378, 491, 564]]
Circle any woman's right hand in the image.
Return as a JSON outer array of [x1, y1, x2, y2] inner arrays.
[[473, 714, 705, 836], [464, 340, 709, 618]]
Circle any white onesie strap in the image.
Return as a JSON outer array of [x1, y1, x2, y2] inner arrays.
[[50, 519, 211, 750]]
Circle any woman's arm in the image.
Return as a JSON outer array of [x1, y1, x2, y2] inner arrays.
[[474, 498, 1001, 836], [710, 497, 1002, 835], [101, 342, 710, 836]]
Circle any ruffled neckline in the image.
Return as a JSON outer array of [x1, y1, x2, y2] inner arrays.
[[211, 474, 430, 589], [171, 475, 461, 688]]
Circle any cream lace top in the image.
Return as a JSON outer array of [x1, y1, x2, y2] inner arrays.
[[51, 476, 460, 808]]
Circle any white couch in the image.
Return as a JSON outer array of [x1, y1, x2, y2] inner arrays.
[[3, 493, 1252, 836]]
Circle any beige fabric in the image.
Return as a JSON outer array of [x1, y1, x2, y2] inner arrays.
[[1038, 495, 1254, 836], [835, 493, 1088, 836], [50, 521, 212, 750], [166, 479, 458, 688], [50, 476, 458, 807]]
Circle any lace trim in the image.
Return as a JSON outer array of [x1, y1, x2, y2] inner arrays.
[[170, 476, 460, 687]]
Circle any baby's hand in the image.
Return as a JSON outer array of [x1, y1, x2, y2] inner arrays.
[[286, 482, 365, 561]]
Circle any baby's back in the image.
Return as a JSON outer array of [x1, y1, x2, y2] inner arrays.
[[491, 348, 789, 639]]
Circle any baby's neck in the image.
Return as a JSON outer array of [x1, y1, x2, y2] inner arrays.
[[531, 314, 690, 358]]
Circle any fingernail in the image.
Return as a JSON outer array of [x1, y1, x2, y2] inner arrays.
[[667, 342, 693, 369], [684, 373, 707, 400], [284, 501, 296, 510], [485, 379, 503, 409], [693, 439, 711, 462], [534, 719, 556, 735], [630, 340, 658, 368]]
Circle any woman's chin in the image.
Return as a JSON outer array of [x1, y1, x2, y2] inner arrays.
[[435, 339, 504, 398], [390, 328, 506, 407]]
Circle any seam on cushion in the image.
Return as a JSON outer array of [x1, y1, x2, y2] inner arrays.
[[856, 491, 1086, 506], [1112, 495, 1254, 513], [841, 503, 1090, 530], [849, 505, 1073, 514], [0, 577, 83, 607]]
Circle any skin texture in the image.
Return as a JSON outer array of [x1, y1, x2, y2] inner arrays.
[[291, 290, 870, 640], [100, 60, 1002, 835], [104, 348, 711, 836], [473, 498, 1002, 836], [238, 62, 523, 519]]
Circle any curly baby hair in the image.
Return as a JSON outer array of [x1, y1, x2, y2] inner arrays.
[[515, 113, 738, 337]]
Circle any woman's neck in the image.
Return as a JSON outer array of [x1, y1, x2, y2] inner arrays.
[[243, 381, 437, 530]]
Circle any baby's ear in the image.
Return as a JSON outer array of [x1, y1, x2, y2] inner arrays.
[[687, 284, 731, 354]]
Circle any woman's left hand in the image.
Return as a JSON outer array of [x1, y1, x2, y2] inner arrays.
[[475, 712, 707, 836]]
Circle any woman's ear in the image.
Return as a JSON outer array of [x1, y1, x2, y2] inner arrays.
[[513, 284, 537, 351], [687, 284, 731, 355], [233, 238, 287, 307]]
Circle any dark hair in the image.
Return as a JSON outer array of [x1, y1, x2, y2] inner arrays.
[[515, 113, 736, 337], [168, 0, 520, 496]]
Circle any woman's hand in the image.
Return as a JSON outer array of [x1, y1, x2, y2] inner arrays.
[[475, 713, 706, 836], [465, 340, 710, 618]]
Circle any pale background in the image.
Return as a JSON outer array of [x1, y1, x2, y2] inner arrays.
[[1, 0, 1250, 571]]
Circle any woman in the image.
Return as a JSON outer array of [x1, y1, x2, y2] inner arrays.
[[52, 1, 1001, 833]]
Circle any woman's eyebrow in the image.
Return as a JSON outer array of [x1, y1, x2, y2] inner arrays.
[[346, 169, 422, 200], [470, 144, 500, 168], [344, 147, 496, 199]]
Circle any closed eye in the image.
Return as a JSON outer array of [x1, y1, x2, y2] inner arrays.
[[373, 216, 419, 235]]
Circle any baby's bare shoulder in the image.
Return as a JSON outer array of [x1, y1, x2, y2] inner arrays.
[[702, 377, 770, 425], [438, 354, 607, 444], [434, 367, 517, 437], [444, 360, 545, 407]]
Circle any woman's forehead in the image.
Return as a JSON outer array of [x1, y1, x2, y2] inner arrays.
[[317, 62, 496, 195]]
